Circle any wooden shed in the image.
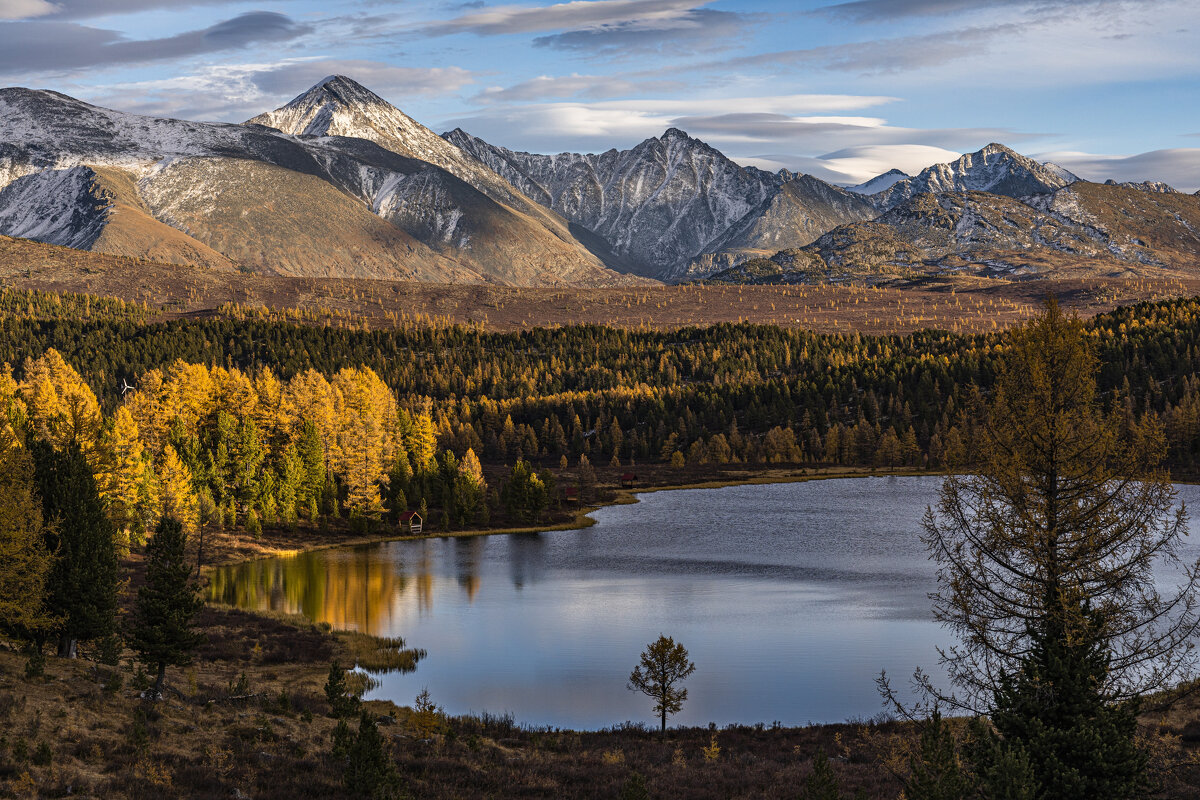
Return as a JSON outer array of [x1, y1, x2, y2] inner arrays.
[[564, 486, 580, 504], [620, 472, 637, 489], [399, 511, 423, 535]]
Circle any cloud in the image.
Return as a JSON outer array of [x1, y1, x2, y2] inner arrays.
[[807, 144, 962, 183], [249, 59, 476, 99], [693, 24, 1019, 78], [0, 12, 311, 76], [0, 0, 56, 20], [473, 73, 683, 103], [420, 0, 758, 56], [532, 7, 751, 55], [1037, 148, 1200, 193], [443, 93, 900, 148], [816, 0, 1161, 22], [425, 0, 709, 36], [31, 0, 268, 20], [69, 58, 476, 122]]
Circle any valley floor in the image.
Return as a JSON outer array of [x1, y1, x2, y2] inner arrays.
[[4, 234, 1199, 335]]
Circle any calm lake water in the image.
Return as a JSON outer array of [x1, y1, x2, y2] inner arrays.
[[209, 477, 1200, 729]]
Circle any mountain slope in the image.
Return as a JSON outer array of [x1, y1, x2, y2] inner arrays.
[[445, 127, 789, 279], [246, 76, 622, 273], [0, 164, 235, 270], [780, 182, 1200, 283], [681, 173, 878, 277], [872, 144, 1078, 210], [0, 83, 628, 287], [445, 127, 880, 280]]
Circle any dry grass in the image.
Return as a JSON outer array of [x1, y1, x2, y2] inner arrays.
[[4, 234, 1200, 335]]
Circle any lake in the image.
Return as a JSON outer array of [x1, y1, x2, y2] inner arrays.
[[209, 476, 1200, 729]]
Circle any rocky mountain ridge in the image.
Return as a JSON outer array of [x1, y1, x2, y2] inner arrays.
[[869, 144, 1079, 210], [706, 181, 1200, 285], [0, 80, 628, 286]]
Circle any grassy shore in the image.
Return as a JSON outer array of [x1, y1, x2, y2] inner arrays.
[[4, 465, 1199, 797]]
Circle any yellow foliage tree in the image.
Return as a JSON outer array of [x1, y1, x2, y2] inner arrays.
[[331, 367, 397, 513], [159, 444, 199, 535], [96, 406, 159, 543], [19, 349, 102, 452]]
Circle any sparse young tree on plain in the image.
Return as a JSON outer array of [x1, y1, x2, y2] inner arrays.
[[628, 634, 696, 733]]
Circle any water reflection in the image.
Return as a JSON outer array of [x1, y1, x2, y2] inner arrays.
[[210, 477, 1200, 729]]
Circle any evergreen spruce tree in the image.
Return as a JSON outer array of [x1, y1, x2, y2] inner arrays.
[[0, 436, 54, 638], [989, 613, 1145, 800], [342, 711, 400, 799], [31, 440, 121, 658], [799, 748, 843, 800], [325, 661, 361, 718], [963, 717, 1036, 800], [130, 516, 204, 697], [904, 711, 971, 800], [915, 300, 1198, 798]]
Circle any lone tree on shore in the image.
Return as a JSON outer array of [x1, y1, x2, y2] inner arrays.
[[131, 516, 204, 698], [628, 634, 696, 733], [906, 298, 1200, 798]]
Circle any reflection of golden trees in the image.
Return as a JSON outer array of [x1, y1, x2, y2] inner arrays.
[[207, 543, 486, 635]]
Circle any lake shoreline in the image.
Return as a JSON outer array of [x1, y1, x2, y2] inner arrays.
[[201, 464, 941, 570]]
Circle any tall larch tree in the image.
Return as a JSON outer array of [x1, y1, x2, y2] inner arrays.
[[97, 406, 158, 543], [20, 350, 102, 453], [159, 444, 199, 535]]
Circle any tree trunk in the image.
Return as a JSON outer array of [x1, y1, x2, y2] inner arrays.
[[57, 634, 77, 659], [154, 662, 166, 699], [661, 707, 666, 733]]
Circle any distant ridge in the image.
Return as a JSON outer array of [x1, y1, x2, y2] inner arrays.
[[445, 127, 875, 280], [871, 143, 1078, 209]]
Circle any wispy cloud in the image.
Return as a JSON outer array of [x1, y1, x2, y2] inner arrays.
[[425, 0, 710, 36], [473, 73, 683, 103], [0, 12, 311, 76], [0, 0, 56, 20], [816, 0, 1162, 23]]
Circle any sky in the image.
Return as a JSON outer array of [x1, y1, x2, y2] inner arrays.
[[0, 0, 1198, 189]]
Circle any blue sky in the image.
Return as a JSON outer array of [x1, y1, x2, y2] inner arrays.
[[1, 0, 1198, 188]]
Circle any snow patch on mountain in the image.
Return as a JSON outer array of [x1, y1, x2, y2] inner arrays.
[[872, 144, 1079, 210], [848, 168, 909, 195], [0, 165, 110, 249]]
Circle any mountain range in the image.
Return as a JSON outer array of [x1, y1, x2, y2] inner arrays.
[[0, 75, 1197, 289]]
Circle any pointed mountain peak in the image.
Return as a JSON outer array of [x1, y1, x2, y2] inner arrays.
[[290, 74, 387, 108], [976, 142, 1018, 157], [661, 127, 692, 142]]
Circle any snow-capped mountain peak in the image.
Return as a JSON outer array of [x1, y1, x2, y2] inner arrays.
[[872, 143, 1079, 210], [848, 168, 910, 195]]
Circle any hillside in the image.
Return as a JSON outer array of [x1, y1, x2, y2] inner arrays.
[[707, 182, 1200, 285], [0, 82, 630, 287]]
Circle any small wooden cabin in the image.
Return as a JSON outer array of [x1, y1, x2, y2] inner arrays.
[[399, 511, 423, 535], [620, 472, 637, 489], [564, 486, 580, 504]]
